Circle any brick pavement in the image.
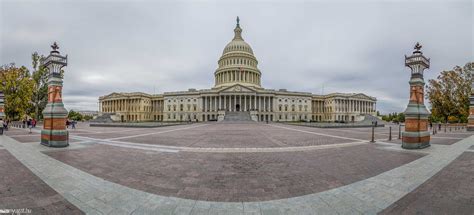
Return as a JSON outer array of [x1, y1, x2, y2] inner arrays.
[[381, 152, 474, 215], [0, 122, 473, 214], [45, 144, 421, 202], [0, 150, 83, 214]]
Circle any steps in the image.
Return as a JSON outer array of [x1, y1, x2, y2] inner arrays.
[[223, 111, 252, 121]]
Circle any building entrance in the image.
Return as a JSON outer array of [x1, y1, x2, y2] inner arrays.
[[236, 104, 240, 112]]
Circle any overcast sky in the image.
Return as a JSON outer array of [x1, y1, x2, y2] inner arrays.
[[1, 0, 472, 114]]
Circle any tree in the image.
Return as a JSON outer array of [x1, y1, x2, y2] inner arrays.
[[68, 110, 83, 121], [426, 62, 473, 123], [29, 52, 49, 120], [0, 64, 35, 120]]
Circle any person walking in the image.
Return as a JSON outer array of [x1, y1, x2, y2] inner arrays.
[[0, 118, 4, 135], [72, 120, 76, 129], [27, 119, 32, 134]]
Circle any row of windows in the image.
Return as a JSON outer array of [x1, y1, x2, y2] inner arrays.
[[224, 44, 252, 53], [278, 105, 308, 112], [278, 98, 308, 103], [219, 57, 256, 67], [167, 98, 197, 103], [167, 104, 198, 112]]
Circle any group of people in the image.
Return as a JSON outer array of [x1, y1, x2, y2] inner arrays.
[[66, 119, 77, 129], [22, 118, 36, 133], [0, 117, 79, 136]]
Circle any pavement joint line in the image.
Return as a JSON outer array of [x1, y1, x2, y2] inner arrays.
[[431, 136, 465, 140], [269, 124, 367, 142], [70, 130, 370, 153], [105, 124, 209, 141], [466, 149, 474, 153]]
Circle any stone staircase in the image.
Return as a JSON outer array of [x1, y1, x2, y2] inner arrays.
[[223, 111, 252, 121]]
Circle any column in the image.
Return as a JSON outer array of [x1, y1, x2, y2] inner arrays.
[[233, 95, 236, 112], [263, 96, 266, 112], [244, 95, 247, 111], [239, 94, 242, 111]]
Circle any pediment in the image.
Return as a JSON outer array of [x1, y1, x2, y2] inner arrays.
[[102, 92, 123, 99], [218, 84, 256, 93], [350, 93, 374, 100]]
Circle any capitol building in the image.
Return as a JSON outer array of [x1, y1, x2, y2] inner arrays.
[[99, 18, 377, 122]]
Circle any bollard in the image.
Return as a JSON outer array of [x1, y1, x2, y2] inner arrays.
[[370, 126, 375, 143], [388, 127, 392, 141]]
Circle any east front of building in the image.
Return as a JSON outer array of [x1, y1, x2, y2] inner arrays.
[[99, 18, 377, 122]]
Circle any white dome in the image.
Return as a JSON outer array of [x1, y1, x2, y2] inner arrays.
[[214, 17, 261, 89]]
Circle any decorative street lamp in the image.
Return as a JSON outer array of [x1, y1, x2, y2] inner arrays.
[[40, 42, 69, 147], [402, 42, 431, 149], [468, 69, 474, 131]]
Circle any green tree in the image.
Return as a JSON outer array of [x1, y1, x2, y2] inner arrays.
[[29, 52, 49, 120], [0, 64, 35, 120], [426, 62, 473, 123], [68, 110, 83, 121]]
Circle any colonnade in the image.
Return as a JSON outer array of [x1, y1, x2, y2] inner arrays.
[[202, 95, 273, 112], [334, 99, 375, 113], [215, 71, 260, 86]]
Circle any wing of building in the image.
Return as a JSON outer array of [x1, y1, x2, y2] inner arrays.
[[99, 18, 377, 122]]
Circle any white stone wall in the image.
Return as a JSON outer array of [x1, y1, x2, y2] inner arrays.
[[273, 95, 312, 122], [163, 95, 201, 122]]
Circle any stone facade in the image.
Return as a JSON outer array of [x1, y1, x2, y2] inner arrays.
[[99, 18, 377, 122]]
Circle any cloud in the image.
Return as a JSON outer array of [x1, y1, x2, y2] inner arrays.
[[1, 0, 472, 114]]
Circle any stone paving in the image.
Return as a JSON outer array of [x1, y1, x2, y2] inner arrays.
[[380, 152, 474, 214], [0, 150, 83, 214], [0, 122, 473, 214], [45, 144, 421, 202]]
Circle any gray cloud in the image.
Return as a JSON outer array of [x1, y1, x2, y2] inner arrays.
[[1, 0, 472, 114]]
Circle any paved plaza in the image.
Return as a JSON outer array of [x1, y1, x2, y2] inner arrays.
[[0, 122, 473, 214]]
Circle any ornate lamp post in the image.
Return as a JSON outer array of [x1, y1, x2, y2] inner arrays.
[[402, 42, 431, 149], [468, 70, 474, 131], [41, 42, 69, 147]]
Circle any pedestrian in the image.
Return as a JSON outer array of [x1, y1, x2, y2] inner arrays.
[[438, 123, 441, 130], [32, 118, 36, 128], [27, 119, 32, 134], [22, 119, 26, 129], [0, 118, 4, 135], [3, 119, 8, 131], [429, 122, 433, 129], [66, 120, 70, 129], [72, 120, 76, 129]]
